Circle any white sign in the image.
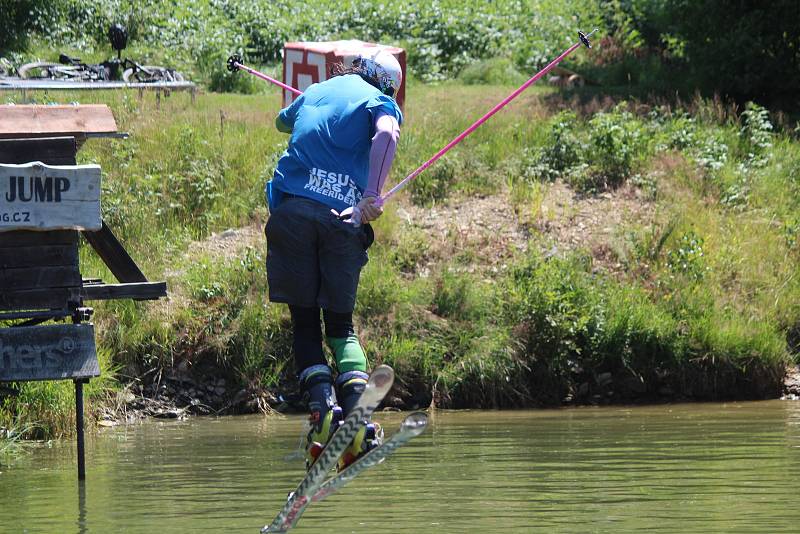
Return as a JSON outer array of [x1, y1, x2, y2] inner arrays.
[[0, 161, 101, 232]]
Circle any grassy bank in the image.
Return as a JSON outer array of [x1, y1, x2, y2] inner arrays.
[[1, 80, 798, 437]]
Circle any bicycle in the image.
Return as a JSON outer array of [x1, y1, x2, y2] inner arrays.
[[18, 24, 184, 83]]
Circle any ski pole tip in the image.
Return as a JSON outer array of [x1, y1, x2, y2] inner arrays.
[[226, 54, 242, 72]]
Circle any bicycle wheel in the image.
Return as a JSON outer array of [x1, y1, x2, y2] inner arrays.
[[123, 65, 184, 83], [18, 62, 87, 80]]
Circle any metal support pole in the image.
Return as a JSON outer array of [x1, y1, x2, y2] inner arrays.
[[75, 378, 87, 480]]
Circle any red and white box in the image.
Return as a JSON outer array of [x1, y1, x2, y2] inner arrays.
[[282, 40, 407, 108]]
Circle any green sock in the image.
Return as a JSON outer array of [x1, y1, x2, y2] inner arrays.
[[327, 335, 367, 373]]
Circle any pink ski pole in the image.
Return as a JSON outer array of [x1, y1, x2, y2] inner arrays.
[[381, 29, 597, 203], [227, 54, 302, 96]]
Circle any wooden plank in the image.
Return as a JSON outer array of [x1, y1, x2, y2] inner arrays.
[[0, 229, 77, 247], [0, 137, 77, 165], [0, 266, 81, 290], [0, 324, 99, 382], [0, 287, 78, 311], [82, 222, 147, 282], [0, 162, 101, 232], [0, 244, 79, 268], [0, 105, 117, 139], [81, 281, 167, 301]]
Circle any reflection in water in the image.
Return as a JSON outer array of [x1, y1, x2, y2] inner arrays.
[[77, 480, 87, 534], [1, 401, 799, 533]]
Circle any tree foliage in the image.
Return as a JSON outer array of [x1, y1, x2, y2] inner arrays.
[[634, 0, 800, 102], [3, 0, 800, 106], [0, 0, 61, 52]]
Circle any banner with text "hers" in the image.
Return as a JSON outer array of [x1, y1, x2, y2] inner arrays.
[[0, 324, 99, 382]]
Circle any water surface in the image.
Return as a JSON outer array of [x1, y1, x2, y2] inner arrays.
[[2, 401, 799, 533]]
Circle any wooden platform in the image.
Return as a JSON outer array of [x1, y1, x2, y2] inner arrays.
[[0, 105, 166, 317], [0, 105, 117, 139], [0, 103, 167, 482]]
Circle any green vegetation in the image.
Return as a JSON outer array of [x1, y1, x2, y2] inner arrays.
[[3, 0, 798, 103], [0, 0, 601, 87], [1, 2, 799, 439]]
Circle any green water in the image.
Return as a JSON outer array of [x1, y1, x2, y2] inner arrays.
[[2, 401, 800, 533]]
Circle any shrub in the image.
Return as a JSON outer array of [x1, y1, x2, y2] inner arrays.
[[504, 254, 603, 382], [666, 114, 697, 151], [388, 227, 431, 274], [520, 111, 584, 183], [643, 1, 800, 102], [694, 134, 729, 173], [578, 103, 646, 191], [458, 57, 526, 86], [738, 102, 774, 169]]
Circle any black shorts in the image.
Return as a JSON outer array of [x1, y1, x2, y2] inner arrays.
[[265, 196, 374, 314]]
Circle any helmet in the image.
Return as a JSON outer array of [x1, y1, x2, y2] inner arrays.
[[358, 50, 402, 97]]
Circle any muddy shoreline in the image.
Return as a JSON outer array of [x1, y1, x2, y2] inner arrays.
[[103, 363, 800, 426]]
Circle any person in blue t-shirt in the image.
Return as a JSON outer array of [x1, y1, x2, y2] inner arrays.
[[265, 50, 403, 470]]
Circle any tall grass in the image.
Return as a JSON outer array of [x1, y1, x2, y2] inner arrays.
[[1, 422, 33, 463]]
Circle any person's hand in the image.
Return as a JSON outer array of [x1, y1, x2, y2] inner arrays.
[[357, 196, 383, 222], [330, 196, 383, 226]]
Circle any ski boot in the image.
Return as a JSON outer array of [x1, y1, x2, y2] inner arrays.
[[305, 405, 343, 469], [299, 364, 340, 470], [333, 369, 383, 470], [337, 420, 383, 471]]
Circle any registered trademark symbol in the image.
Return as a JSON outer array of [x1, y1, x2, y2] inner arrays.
[[60, 337, 75, 353]]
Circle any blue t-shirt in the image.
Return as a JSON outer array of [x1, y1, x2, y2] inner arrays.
[[267, 74, 403, 213]]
